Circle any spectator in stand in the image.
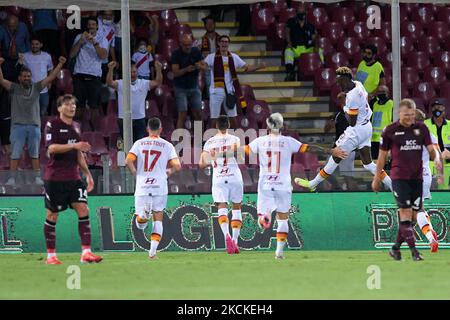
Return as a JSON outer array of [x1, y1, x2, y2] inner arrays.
[[284, 5, 317, 81], [204, 35, 266, 129], [0, 56, 66, 186], [107, 60, 163, 142], [235, 4, 252, 36], [131, 12, 159, 55], [0, 85, 10, 157], [171, 34, 207, 129], [32, 9, 59, 57], [356, 44, 385, 98], [369, 85, 393, 159], [131, 38, 154, 80], [69, 17, 108, 125], [97, 10, 117, 81], [424, 100, 450, 189], [18, 36, 54, 117], [0, 14, 30, 81], [200, 16, 220, 99]]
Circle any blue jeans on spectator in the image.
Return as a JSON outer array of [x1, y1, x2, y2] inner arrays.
[[40, 92, 50, 117], [174, 87, 202, 112], [10, 124, 41, 159]]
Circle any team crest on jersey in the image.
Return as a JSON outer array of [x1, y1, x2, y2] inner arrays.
[[145, 178, 157, 184], [413, 129, 420, 136]]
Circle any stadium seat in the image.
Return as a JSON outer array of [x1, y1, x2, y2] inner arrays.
[[417, 36, 440, 56], [325, 52, 350, 70], [98, 114, 120, 138], [250, 2, 262, 13], [246, 100, 271, 127], [438, 82, 450, 100], [252, 8, 276, 35], [266, 0, 288, 18], [169, 24, 193, 42], [330, 84, 343, 109], [306, 7, 329, 30], [337, 37, 360, 59], [145, 100, 160, 118], [54, 69, 73, 95], [278, 8, 297, 23], [314, 68, 337, 96], [401, 83, 411, 99], [423, 66, 447, 89], [400, 2, 420, 15], [156, 38, 178, 62], [426, 21, 450, 42], [406, 51, 430, 70], [365, 37, 387, 55], [401, 67, 420, 89], [400, 21, 424, 41], [316, 37, 335, 57], [331, 7, 356, 29], [412, 82, 437, 107], [383, 67, 392, 87], [106, 99, 118, 115], [320, 22, 344, 44], [108, 132, 121, 150], [437, 6, 450, 25], [81, 132, 108, 155], [298, 52, 323, 80], [240, 84, 256, 101], [400, 36, 415, 59], [410, 97, 427, 113], [267, 22, 287, 51], [411, 6, 435, 25], [382, 5, 408, 24], [433, 51, 450, 72], [347, 22, 371, 42], [158, 9, 179, 37], [160, 116, 175, 140], [293, 152, 320, 172], [374, 21, 391, 42], [379, 52, 392, 69], [236, 115, 258, 130]]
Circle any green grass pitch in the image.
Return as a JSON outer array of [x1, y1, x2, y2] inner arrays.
[[1, 250, 450, 299]]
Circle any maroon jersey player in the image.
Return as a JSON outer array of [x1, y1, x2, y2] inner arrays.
[[43, 94, 102, 264], [372, 99, 441, 261]]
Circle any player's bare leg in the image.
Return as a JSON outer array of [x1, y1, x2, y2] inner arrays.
[[73, 203, 103, 263], [230, 202, 242, 254], [275, 212, 289, 260], [217, 203, 234, 254], [295, 155, 342, 191], [44, 210, 62, 265], [149, 211, 164, 259], [415, 207, 438, 252], [359, 146, 392, 191]]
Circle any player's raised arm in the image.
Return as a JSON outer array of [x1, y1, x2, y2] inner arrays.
[[77, 151, 94, 192], [149, 60, 163, 89]]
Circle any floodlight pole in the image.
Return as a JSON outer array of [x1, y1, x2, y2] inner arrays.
[[121, 0, 132, 152], [391, 0, 401, 121]]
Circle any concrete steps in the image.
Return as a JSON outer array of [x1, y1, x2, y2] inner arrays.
[[184, 22, 239, 38], [237, 66, 286, 82], [234, 51, 282, 67], [229, 36, 267, 52], [176, 9, 236, 23], [242, 81, 314, 99], [264, 97, 330, 114]]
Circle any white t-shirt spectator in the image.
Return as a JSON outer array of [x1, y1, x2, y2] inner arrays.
[[22, 51, 53, 93], [73, 33, 109, 77], [204, 52, 247, 93], [132, 51, 154, 78], [117, 79, 149, 120], [97, 17, 116, 64]]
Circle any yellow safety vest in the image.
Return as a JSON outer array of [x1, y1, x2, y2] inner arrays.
[[424, 118, 450, 189], [371, 99, 393, 142], [355, 61, 384, 94]]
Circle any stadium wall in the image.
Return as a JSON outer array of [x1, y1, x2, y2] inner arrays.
[[1, 192, 449, 253]]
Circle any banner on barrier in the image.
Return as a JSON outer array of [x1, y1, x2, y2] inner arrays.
[[0, 193, 449, 253]]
